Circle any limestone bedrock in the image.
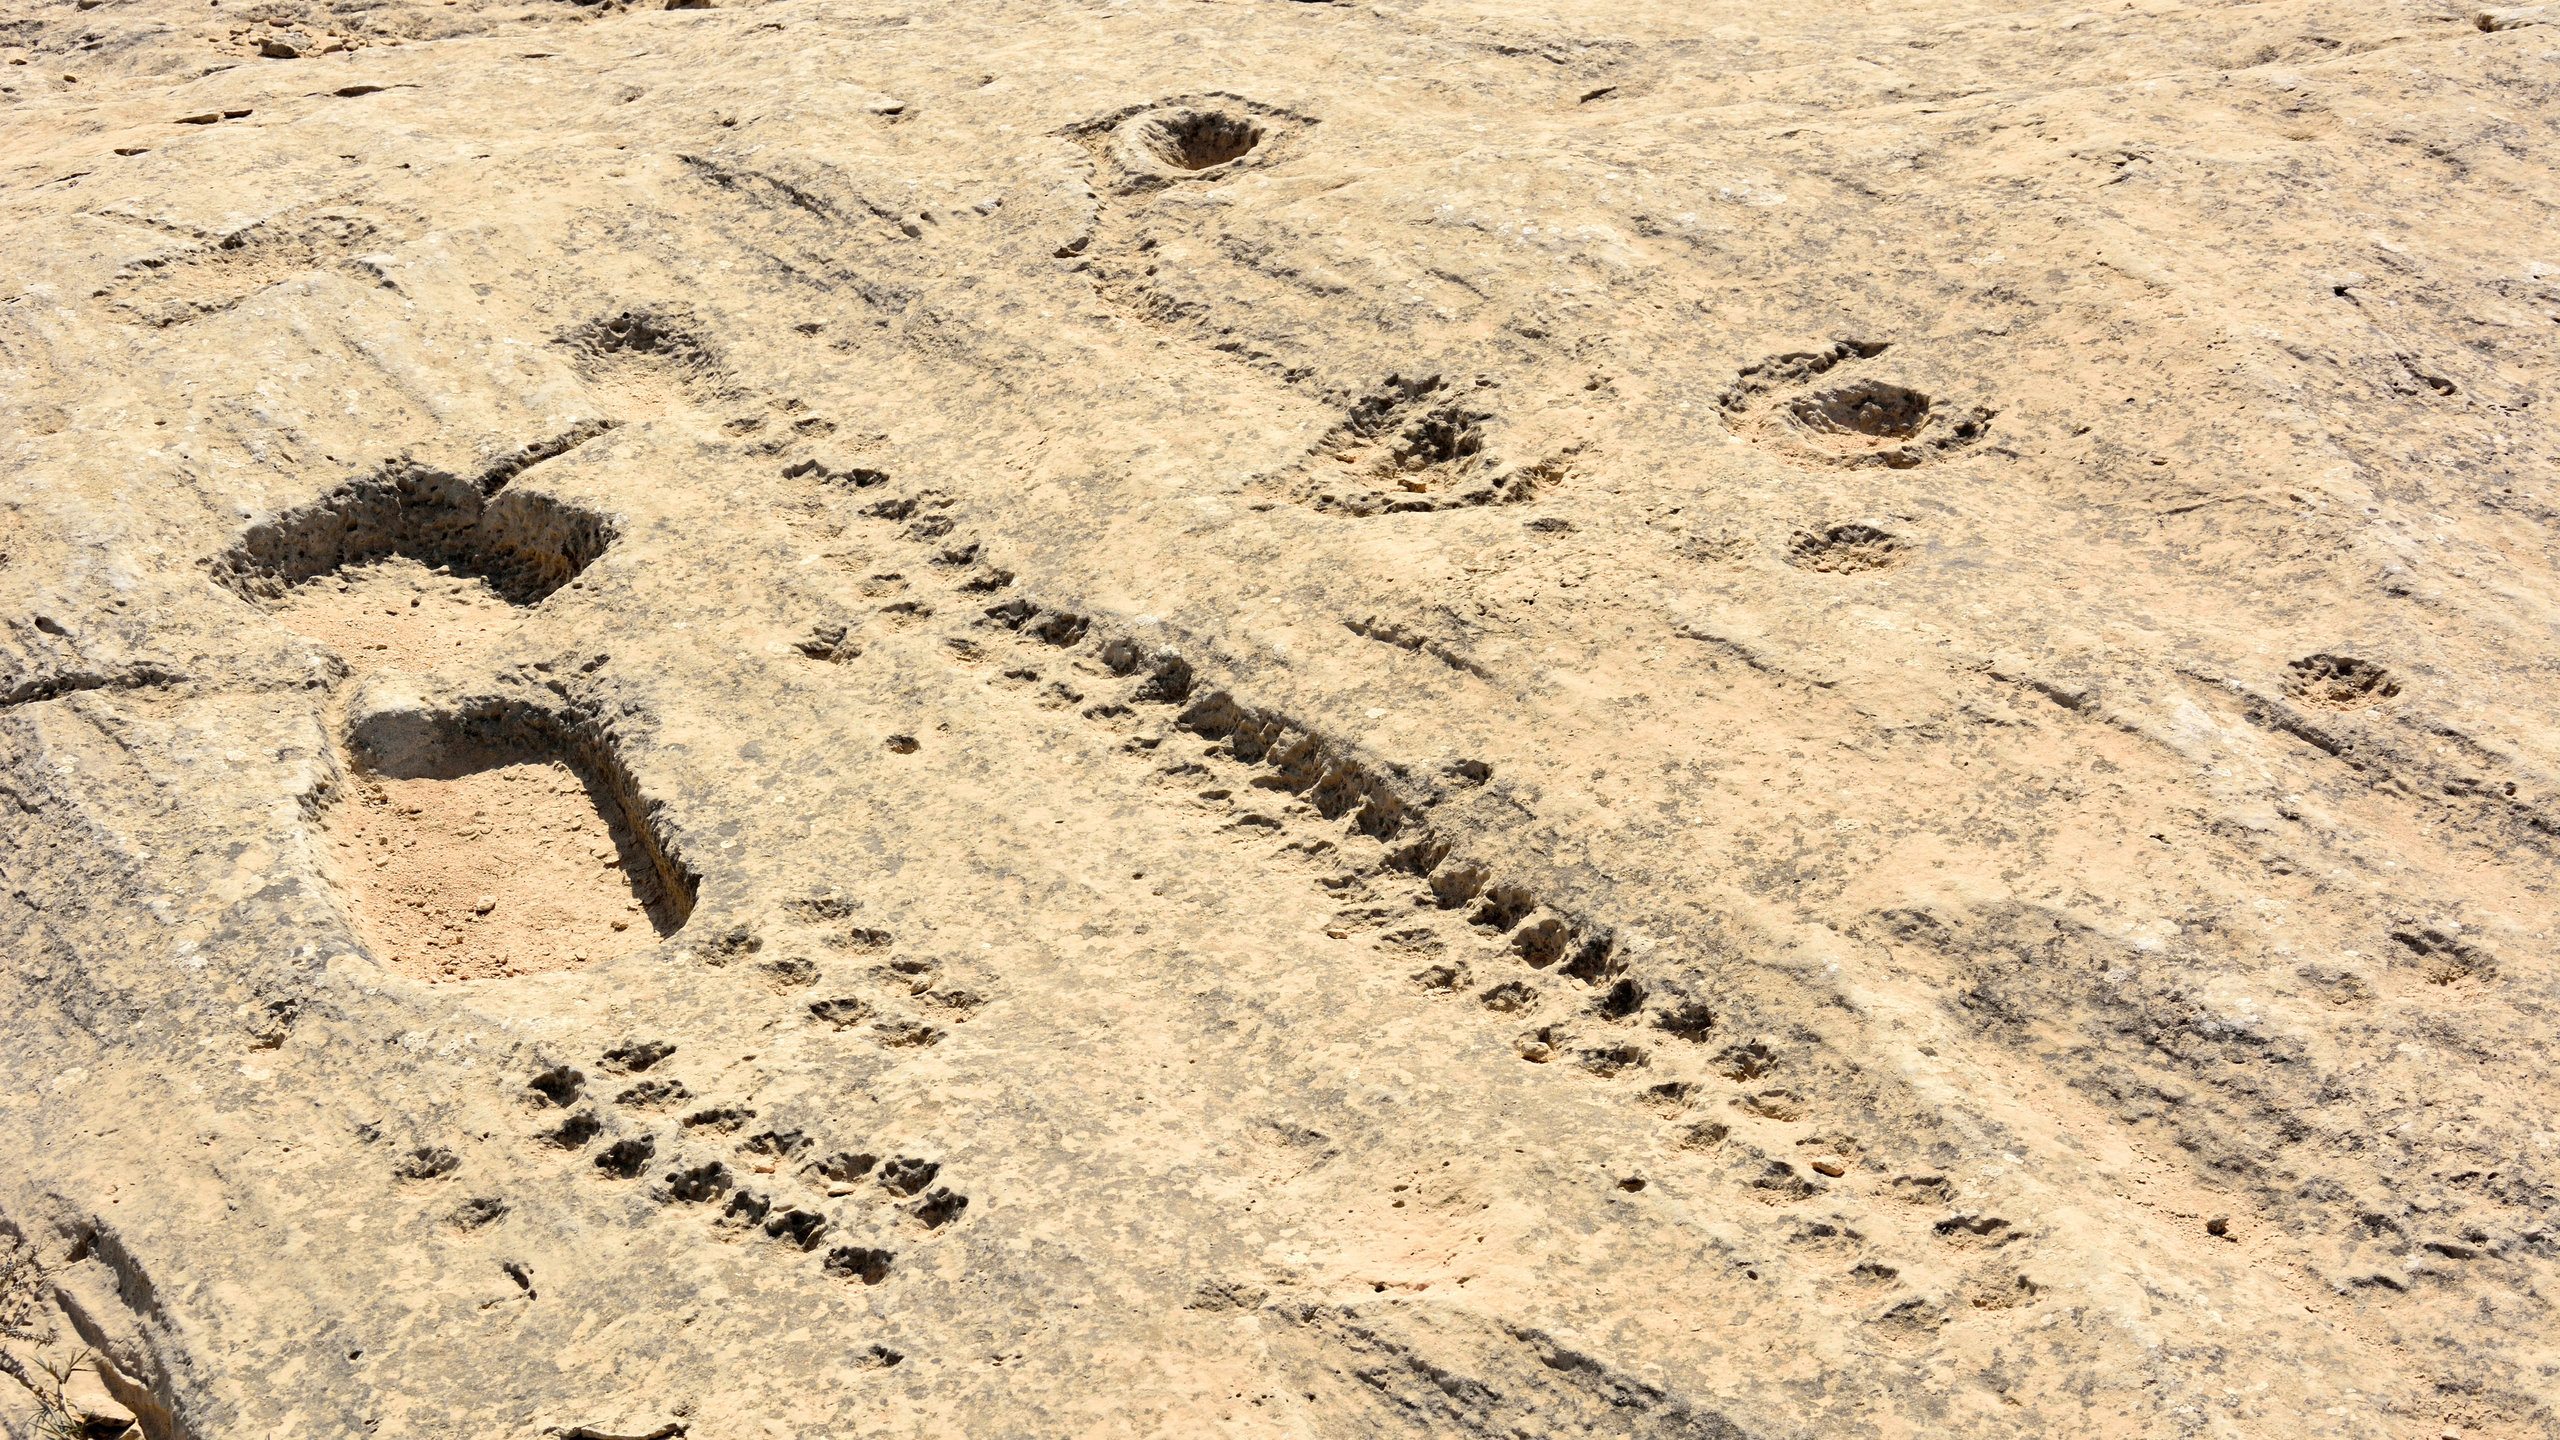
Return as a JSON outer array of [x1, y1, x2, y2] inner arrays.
[[2, 0, 2555, 1435]]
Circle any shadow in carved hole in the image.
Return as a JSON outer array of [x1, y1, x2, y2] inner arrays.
[[1130, 109, 1264, 171], [1718, 340, 1992, 471], [563, 309, 712, 366], [1786, 523, 1902, 574], [207, 422, 618, 606], [333, 698, 697, 981], [2286, 653, 2400, 711]]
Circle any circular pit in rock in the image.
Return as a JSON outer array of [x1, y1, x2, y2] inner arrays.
[[1130, 109, 1265, 172], [1789, 380, 1934, 443], [2286, 653, 2401, 711]]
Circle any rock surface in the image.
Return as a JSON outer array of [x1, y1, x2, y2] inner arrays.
[[2, 0, 2558, 1435]]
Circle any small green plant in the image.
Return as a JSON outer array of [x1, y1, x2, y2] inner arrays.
[[20, 1346, 104, 1440]]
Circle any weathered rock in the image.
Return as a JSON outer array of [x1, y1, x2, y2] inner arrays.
[[3, 0, 2558, 1435]]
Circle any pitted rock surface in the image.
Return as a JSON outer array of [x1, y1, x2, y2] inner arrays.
[[3, 0, 2559, 1436]]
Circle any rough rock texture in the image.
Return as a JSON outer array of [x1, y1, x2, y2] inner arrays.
[[3, 0, 2558, 1434]]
